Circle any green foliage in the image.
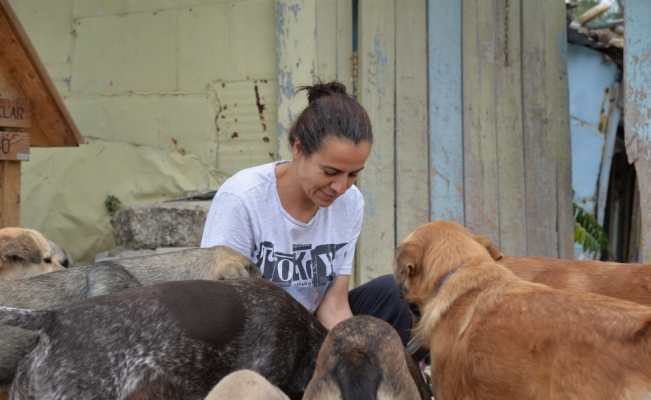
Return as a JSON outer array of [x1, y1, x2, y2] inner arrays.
[[573, 203, 609, 255], [105, 195, 122, 217]]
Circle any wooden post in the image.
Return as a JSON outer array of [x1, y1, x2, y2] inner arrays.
[[395, 0, 428, 244], [624, 0, 651, 262], [275, 0, 317, 161], [0, 97, 31, 228], [0, 159, 20, 227], [356, 0, 396, 283], [429, 0, 464, 225]]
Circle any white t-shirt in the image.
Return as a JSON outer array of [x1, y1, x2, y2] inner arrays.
[[201, 161, 364, 313]]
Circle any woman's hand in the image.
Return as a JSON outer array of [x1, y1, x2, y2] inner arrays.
[[316, 274, 354, 330]]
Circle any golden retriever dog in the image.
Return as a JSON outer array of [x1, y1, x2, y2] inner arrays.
[[0, 228, 65, 281], [395, 220, 651, 400], [473, 234, 651, 306]]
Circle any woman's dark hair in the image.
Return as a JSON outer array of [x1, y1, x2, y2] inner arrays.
[[288, 81, 373, 157]]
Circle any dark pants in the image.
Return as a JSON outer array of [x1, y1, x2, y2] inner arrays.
[[348, 274, 413, 347]]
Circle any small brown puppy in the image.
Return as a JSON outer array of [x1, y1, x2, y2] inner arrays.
[[0, 228, 64, 281], [473, 234, 651, 306], [304, 315, 428, 400], [395, 220, 651, 400]]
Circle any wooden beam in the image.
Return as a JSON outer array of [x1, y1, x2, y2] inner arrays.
[[275, 0, 317, 160], [316, 0, 337, 82], [0, 159, 20, 227], [462, 0, 500, 245], [494, 0, 527, 256], [335, 0, 353, 89], [521, 0, 572, 257], [624, 0, 651, 262], [428, 0, 464, 225], [395, 0, 428, 244], [356, 0, 395, 283]]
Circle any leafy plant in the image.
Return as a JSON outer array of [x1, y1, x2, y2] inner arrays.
[[105, 195, 122, 217], [573, 202, 609, 255]]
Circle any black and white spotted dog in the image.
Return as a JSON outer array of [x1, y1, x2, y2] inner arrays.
[[0, 279, 327, 400]]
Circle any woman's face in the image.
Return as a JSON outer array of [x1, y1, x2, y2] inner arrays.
[[293, 137, 372, 208]]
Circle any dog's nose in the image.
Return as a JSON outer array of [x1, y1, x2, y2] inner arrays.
[[246, 262, 262, 278]]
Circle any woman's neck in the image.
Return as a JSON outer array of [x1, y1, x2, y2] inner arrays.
[[275, 161, 319, 223]]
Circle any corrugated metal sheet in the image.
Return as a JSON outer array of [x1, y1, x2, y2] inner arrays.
[[567, 43, 618, 215]]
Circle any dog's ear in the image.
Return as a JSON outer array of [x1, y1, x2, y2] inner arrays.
[[473, 235, 503, 261], [394, 241, 423, 284], [0, 232, 43, 265]]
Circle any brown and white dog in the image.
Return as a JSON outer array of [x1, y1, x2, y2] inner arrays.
[[473, 234, 651, 306], [304, 315, 430, 400], [0, 279, 327, 400], [395, 220, 651, 400], [0, 228, 67, 281]]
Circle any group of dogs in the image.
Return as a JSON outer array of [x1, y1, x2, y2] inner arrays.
[[1, 221, 651, 399]]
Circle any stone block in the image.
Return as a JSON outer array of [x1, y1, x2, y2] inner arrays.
[[110, 201, 211, 249]]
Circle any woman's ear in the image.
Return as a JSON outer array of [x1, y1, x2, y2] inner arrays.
[[292, 139, 303, 159]]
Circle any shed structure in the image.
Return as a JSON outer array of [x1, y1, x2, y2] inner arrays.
[[277, 0, 573, 285], [0, 0, 83, 228]]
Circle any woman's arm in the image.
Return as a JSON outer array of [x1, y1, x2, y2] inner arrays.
[[316, 274, 354, 330]]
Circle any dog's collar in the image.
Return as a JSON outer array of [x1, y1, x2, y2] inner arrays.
[[433, 261, 465, 297], [407, 261, 466, 356]]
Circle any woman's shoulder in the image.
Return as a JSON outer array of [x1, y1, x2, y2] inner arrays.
[[218, 162, 278, 197]]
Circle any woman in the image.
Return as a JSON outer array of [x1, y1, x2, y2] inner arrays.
[[201, 81, 412, 345]]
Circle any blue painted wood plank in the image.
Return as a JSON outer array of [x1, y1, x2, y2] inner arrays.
[[428, 0, 464, 225]]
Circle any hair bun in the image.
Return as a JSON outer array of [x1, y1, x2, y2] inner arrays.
[[298, 81, 348, 104]]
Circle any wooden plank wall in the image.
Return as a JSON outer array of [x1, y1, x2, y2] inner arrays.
[[356, 0, 428, 283], [315, 0, 353, 87], [275, 0, 316, 160], [624, 0, 651, 262], [277, 0, 573, 284], [429, 0, 464, 226], [464, 0, 572, 257], [395, 1, 429, 244], [521, 0, 573, 258], [356, 0, 396, 283]]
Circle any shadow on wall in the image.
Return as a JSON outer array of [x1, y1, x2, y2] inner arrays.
[[20, 138, 227, 265]]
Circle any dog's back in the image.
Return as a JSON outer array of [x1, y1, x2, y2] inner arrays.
[[0, 247, 260, 391], [502, 256, 651, 306], [305, 315, 423, 400], [0, 279, 326, 400], [474, 233, 651, 306]]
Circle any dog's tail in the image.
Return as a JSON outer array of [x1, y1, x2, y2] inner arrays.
[[331, 349, 382, 400], [0, 306, 54, 331]]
